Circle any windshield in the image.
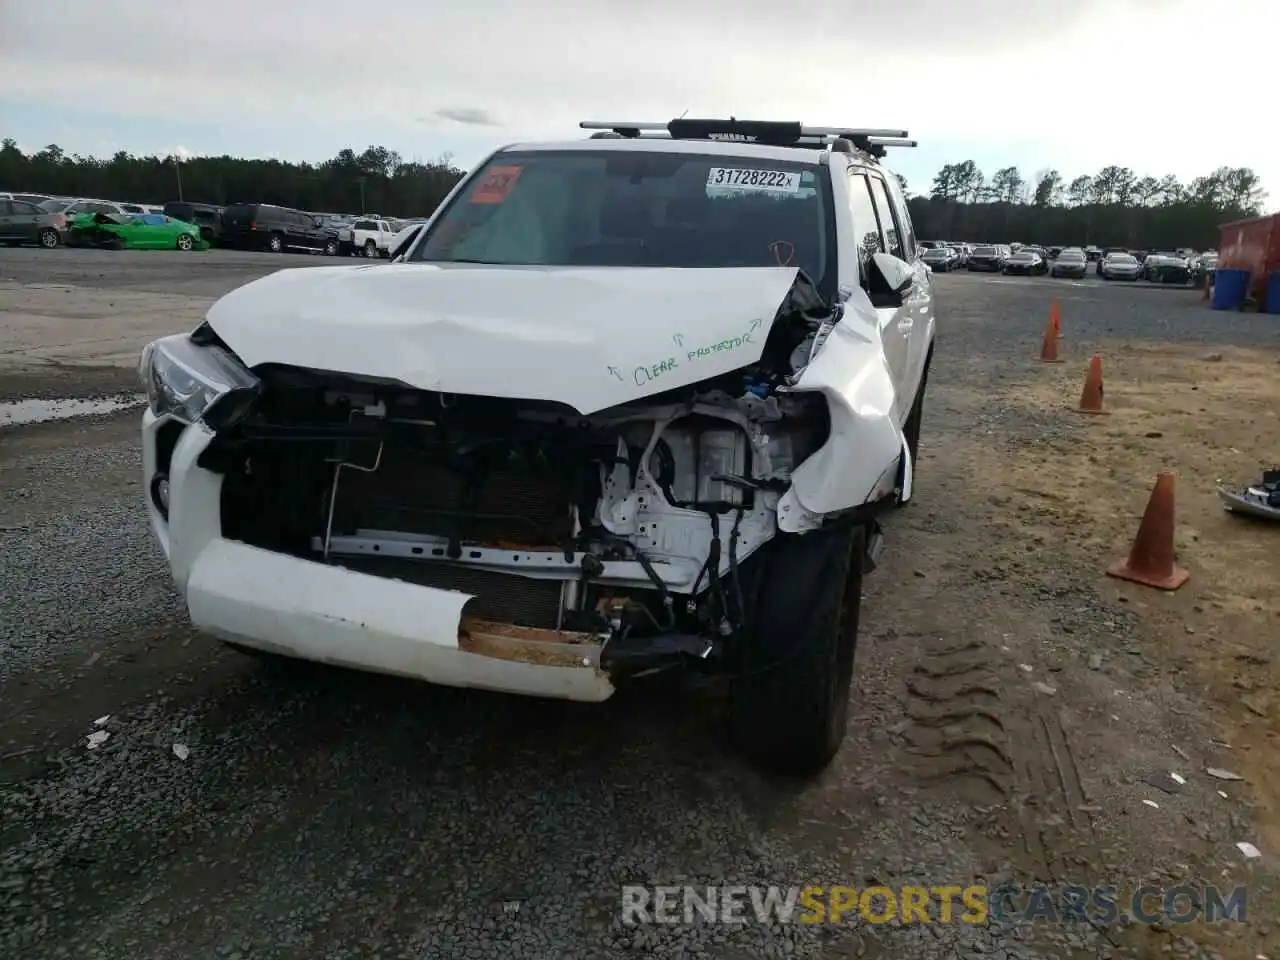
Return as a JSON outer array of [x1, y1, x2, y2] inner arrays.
[[1059, 251, 1085, 261], [412, 149, 832, 292], [971, 245, 995, 255], [1110, 255, 1137, 264]]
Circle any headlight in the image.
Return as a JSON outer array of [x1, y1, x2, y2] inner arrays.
[[138, 333, 261, 428]]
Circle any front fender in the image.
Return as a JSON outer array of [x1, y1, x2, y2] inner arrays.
[[776, 290, 904, 533]]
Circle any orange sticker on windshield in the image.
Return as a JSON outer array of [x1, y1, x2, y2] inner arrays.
[[470, 165, 523, 204]]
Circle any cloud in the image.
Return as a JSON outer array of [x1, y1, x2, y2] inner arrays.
[[430, 107, 500, 127], [162, 145, 194, 161], [0, 0, 1274, 192]]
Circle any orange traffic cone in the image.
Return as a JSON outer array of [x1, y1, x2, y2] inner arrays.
[[1077, 355, 1110, 414], [1051, 302, 1063, 338], [1106, 472, 1189, 590], [1035, 318, 1064, 363]]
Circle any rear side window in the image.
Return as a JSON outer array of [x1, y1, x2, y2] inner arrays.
[[11, 200, 39, 215], [883, 174, 917, 259], [865, 176, 905, 261], [354, 219, 376, 231], [844, 171, 882, 282], [222, 204, 257, 226]]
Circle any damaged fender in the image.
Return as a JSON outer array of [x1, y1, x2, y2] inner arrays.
[[777, 286, 906, 533]]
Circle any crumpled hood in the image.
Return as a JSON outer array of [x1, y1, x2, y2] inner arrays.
[[205, 263, 803, 415]]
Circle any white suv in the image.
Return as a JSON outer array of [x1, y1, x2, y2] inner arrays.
[[137, 118, 936, 776]]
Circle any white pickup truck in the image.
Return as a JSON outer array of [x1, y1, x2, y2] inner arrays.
[[339, 217, 397, 258]]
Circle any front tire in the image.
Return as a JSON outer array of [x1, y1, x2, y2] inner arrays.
[[324, 238, 338, 256], [38, 228, 60, 249], [176, 233, 194, 251], [730, 522, 865, 777]]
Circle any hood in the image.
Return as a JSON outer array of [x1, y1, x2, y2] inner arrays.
[[204, 263, 804, 415]]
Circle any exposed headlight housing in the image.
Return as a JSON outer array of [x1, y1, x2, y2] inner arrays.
[[138, 333, 261, 429]]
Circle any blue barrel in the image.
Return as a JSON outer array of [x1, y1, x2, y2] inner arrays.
[[1266, 272, 1280, 314], [1212, 268, 1250, 310]]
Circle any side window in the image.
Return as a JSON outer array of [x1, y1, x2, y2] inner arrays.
[[844, 170, 882, 286], [885, 174, 917, 259], [866, 176, 905, 260], [1, 200, 13, 215], [13, 201, 38, 215]]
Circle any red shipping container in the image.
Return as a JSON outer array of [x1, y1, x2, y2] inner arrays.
[[1217, 213, 1280, 302]]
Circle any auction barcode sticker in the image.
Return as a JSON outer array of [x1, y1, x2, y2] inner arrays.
[[706, 168, 801, 194]]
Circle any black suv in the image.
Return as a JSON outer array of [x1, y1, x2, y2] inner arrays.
[[219, 203, 339, 255], [163, 201, 224, 246]]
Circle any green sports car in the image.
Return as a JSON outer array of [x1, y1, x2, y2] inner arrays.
[[67, 212, 210, 250]]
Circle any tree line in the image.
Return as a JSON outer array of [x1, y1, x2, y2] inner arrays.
[[1, 138, 1268, 250], [0, 139, 465, 218], [898, 162, 1267, 251]]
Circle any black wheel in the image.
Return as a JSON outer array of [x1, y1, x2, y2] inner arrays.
[[176, 233, 194, 251], [268, 233, 284, 253], [324, 238, 338, 256], [38, 228, 60, 249], [106, 236, 125, 250], [731, 521, 865, 778], [364, 240, 378, 258]]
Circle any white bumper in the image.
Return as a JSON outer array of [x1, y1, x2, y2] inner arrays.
[[142, 410, 614, 702]]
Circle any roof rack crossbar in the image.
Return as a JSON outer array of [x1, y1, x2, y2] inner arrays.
[[579, 119, 910, 148]]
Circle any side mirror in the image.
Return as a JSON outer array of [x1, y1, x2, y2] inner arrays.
[[871, 251, 915, 295], [388, 225, 423, 262]]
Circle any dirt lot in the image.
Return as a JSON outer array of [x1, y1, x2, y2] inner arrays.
[[0, 250, 1277, 960]]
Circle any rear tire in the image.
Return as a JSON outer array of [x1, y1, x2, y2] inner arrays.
[[731, 522, 865, 778], [268, 233, 284, 253], [364, 240, 378, 258]]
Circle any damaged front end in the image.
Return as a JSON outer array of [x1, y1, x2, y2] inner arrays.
[[145, 271, 907, 692]]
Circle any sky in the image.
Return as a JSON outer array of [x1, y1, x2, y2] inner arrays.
[[1, 0, 1275, 209]]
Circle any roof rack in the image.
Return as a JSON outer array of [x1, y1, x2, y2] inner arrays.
[[580, 119, 912, 154]]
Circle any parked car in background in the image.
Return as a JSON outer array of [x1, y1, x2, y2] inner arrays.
[[922, 246, 959, 271], [219, 203, 340, 254], [0, 198, 67, 248], [966, 244, 1004, 271], [67, 212, 209, 250], [1, 191, 57, 206], [1050, 247, 1089, 278], [349, 218, 399, 258], [1100, 252, 1142, 281], [39, 197, 136, 219], [164, 201, 224, 246], [946, 243, 970, 266], [1084, 245, 1102, 262], [1002, 249, 1047, 276], [1143, 251, 1192, 284]]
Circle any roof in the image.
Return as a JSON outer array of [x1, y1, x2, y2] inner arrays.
[[498, 117, 916, 168], [500, 136, 832, 166]]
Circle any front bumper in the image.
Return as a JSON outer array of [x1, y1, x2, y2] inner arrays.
[[142, 410, 615, 701]]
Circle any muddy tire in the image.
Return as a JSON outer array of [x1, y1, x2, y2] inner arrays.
[[730, 522, 864, 777]]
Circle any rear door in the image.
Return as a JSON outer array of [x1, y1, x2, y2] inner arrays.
[[8, 200, 43, 241]]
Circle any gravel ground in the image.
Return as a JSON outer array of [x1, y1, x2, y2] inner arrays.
[[1, 252, 1276, 959]]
